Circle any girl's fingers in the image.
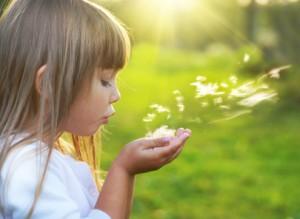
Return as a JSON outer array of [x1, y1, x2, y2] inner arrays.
[[184, 128, 192, 135], [142, 137, 172, 149], [175, 128, 185, 137], [164, 132, 190, 163], [143, 128, 191, 150], [143, 128, 191, 161], [165, 139, 187, 163], [171, 132, 190, 149], [154, 132, 190, 158]]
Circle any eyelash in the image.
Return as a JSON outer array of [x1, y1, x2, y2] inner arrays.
[[101, 80, 111, 87]]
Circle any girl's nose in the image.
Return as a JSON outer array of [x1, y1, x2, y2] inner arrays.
[[110, 88, 121, 104]]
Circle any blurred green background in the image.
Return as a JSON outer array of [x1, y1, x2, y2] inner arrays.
[[0, 0, 298, 218], [94, 0, 300, 218]]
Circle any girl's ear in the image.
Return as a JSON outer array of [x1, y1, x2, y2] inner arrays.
[[35, 65, 47, 95]]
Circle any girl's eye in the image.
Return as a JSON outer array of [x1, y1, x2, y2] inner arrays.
[[101, 80, 111, 87]]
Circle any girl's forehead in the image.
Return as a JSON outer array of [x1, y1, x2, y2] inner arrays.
[[98, 68, 118, 78]]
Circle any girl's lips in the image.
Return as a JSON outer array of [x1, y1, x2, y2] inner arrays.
[[101, 116, 110, 120], [101, 113, 114, 120], [100, 115, 113, 124], [101, 118, 109, 124], [100, 113, 114, 124]]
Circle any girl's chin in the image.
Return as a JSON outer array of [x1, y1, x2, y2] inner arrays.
[[69, 125, 103, 136]]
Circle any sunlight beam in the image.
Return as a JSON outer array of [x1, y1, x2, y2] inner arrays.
[[154, 0, 198, 14]]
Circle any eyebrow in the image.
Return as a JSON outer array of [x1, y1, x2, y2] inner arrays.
[[96, 69, 111, 78], [104, 70, 118, 79]]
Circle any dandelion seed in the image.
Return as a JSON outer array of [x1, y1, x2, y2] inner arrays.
[[146, 125, 176, 138], [174, 89, 185, 112], [191, 82, 224, 98], [220, 82, 229, 88], [270, 70, 280, 79], [150, 104, 170, 113], [220, 105, 230, 110], [196, 75, 207, 81], [268, 65, 291, 79], [214, 97, 223, 105], [177, 104, 185, 112], [143, 113, 156, 123], [176, 96, 184, 102], [173, 89, 181, 95], [229, 75, 238, 84], [238, 92, 277, 107], [147, 104, 171, 121], [201, 102, 209, 107], [243, 53, 250, 63], [143, 68, 280, 134], [229, 82, 257, 98], [150, 104, 160, 108]]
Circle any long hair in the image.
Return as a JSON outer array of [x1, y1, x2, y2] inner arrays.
[[0, 0, 130, 218]]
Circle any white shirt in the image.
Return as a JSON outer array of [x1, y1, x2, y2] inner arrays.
[[0, 137, 111, 219]]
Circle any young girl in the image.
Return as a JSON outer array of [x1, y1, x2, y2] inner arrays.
[[0, 0, 191, 218]]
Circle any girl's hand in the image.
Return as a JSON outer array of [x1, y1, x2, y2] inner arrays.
[[113, 128, 191, 176]]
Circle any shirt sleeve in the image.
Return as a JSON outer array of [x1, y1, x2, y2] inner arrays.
[[1, 147, 111, 219]]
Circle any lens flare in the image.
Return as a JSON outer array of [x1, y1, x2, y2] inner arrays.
[[158, 0, 197, 12]]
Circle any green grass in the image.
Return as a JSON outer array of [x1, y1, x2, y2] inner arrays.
[[100, 43, 300, 219]]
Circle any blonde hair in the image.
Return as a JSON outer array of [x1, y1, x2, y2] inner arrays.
[[0, 0, 130, 218]]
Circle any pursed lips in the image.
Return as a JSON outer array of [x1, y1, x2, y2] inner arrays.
[[99, 112, 115, 123]]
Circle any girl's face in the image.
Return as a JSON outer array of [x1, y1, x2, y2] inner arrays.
[[60, 69, 120, 136]]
